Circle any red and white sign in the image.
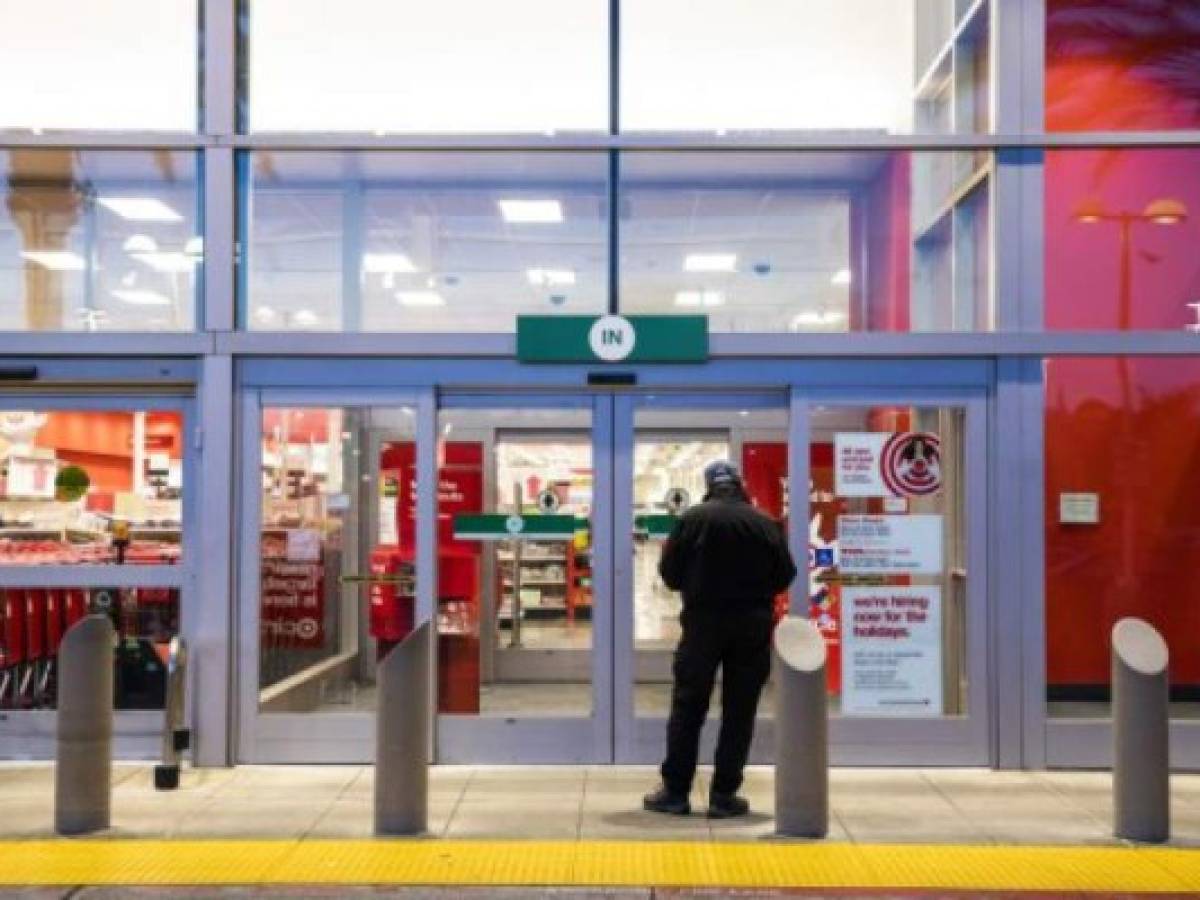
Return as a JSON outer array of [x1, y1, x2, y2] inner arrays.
[[835, 432, 942, 498], [261, 557, 324, 648], [841, 586, 943, 716]]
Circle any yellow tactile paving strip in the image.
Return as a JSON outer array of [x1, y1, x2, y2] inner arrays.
[[2, 841, 1200, 892]]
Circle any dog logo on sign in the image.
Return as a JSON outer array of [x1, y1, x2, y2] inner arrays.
[[880, 432, 942, 497]]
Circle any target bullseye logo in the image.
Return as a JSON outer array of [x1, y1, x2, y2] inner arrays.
[[880, 432, 942, 497]]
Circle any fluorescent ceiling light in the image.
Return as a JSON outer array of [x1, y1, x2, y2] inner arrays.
[[184, 236, 203, 256], [674, 290, 724, 308], [831, 268, 852, 286], [791, 309, 846, 328], [362, 252, 417, 274], [684, 253, 737, 273], [122, 234, 158, 254], [21, 250, 86, 271], [132, 251, 196, 273], [97, 197, 183, 222], [112, 288, 171, 306], [253, 306, 278, 325], [293, 309, 319, 327], [397, 290, 446, 307], [527, 268, 576, 287], [498, 199, 563, 224]]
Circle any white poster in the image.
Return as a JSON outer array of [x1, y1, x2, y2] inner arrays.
[[837, 514, 943, 575], [835, 433, 890, 496], [835, 431, 943, 498], [841, 585, 943, 716], [378, 495, 399, 545]]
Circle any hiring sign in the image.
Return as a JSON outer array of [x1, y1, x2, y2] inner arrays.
[[841, 585, 943, 716]]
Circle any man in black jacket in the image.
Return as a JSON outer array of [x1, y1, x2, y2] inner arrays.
[[644, 460, 797, 818]]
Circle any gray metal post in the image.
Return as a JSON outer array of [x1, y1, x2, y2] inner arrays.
[[375, 620, 431, 836], [55, 614, 114, 836], [1112, 617, 1170, 843], [773, 616, 828, 838], [155, 636, 190, 790]]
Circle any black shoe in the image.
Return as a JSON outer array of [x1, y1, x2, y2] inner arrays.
[[643, 785, 691, 816], [707, 792, 750, 819]]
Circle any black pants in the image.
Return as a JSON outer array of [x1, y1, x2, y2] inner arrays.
[[660, 606, 773, 797]]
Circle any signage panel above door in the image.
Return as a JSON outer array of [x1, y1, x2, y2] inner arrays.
[[517, 315, 708, 364]]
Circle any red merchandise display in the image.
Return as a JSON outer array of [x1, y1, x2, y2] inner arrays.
[[368, 544, 414, 656]]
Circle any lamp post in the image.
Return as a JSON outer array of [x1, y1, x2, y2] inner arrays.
[[1073, 197, 1187, 610]]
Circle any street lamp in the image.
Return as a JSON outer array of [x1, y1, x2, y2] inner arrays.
[[1071, 196, 1188, 614]]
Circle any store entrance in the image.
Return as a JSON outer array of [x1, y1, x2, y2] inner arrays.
[[239, 382, 989, 766]]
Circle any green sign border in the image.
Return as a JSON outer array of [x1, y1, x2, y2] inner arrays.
[[517, 315, 708, 364]]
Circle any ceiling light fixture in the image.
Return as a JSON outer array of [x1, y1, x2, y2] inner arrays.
[[111, 288, 171, 306], [396, 290, 446, 307], [122, 234, 158, 254], [791, 309, 846, 329], [527, 268, 576, 287], [292, 309, 320, 327], [132, 251, 197, 273], [498, 199, 563, 224], [674, 290, 725, 308], [21, 250, 86, 271], [97, 197, 183, 222], [831, 268, 852, 286], [362, 252, 417, 274], [684, 253, 737, 273]]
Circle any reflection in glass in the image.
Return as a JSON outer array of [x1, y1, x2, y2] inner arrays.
[[0, 151, 200, 332], [243, 152, 607, 331], [1045, 358, 1200, 719]]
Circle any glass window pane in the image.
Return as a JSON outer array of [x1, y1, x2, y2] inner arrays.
[[259, 406, 418, 712], [243, 152, 607, 332], [620, 151, 993, 332], [632, 404, 790, 721], [0, 151, 201, 332], [0, 587, 180, 710], [244, 0, 607, 133], [623, 0, 990, 135], [0, 1, 198, 131], [814, 405, 969, 717], [438, 407, 594, 718], [1047, 0, 1200, 131], [1045, 357, 1200, 720], [1045, 149, 1199, 331], [0, 410, 184, 565]]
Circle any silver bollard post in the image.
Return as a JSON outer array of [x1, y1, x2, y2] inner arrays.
[[375, 620, 431, 836], [55, 614, 114, 836], [1113, 617, 1170, 843], [155, 636, 190, 790], [774, 616, 828, 838]]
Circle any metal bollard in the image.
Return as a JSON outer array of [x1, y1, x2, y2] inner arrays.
[[154, 636, 190, 790], [375, 620, 431, 836], [774, 616, 828, 838], [1112, 617, 1170, 843], [55, 614, 114, 835]]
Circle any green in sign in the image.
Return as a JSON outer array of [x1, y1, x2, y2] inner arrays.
[[635, 514, 679, 540], [517, 315, 708, 364], [454, 513, 583, 541]]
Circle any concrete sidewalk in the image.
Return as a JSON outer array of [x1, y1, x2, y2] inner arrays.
[[3, 763, 1200, 845]]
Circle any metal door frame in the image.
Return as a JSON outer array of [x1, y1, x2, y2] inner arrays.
[[235, 386, 435, 763], [434, 392, 615, 764], [0, 391, 198, 760]]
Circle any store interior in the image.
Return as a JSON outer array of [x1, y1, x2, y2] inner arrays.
[[256, 404, 968, 723], [0, 409, 183, 710]]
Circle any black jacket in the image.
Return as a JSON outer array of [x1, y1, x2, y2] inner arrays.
[[658, 484, 798, 614]]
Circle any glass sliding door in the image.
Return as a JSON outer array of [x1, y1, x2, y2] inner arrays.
[[434, 395, 613, 763]]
